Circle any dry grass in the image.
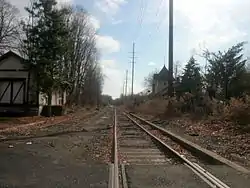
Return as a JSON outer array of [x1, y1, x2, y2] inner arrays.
[[222, 97, 250, 129], [0, 107, 99, 138], [130, 95, 250, 130], [134, 99, 169, 116], [0, 107, 94, 131]]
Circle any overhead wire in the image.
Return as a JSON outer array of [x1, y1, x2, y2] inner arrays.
[[134, 0, 148, 42], [147, 0, 166, 41], [147, 0, 169, 66]]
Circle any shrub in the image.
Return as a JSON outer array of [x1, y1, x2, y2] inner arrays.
[[164, 97, 182, 117], [134, 98, 169, 116], [41, 105, 65, 117], [223, 97, 250, 126], [130, 93, 250, 127]]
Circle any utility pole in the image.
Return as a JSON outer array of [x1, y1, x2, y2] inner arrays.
[[131, 42, 135, 97], [122, 80, 125, 96], [125, 69, 128, 96], [168, 0, 174, 97]]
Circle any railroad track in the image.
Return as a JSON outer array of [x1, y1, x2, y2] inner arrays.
[[109, 108, 237, 188], [118, 112, 173, 165]]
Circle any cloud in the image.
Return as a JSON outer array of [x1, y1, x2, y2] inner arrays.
[[88, 15, 101, 30], [58, 0, 72, 3], [9, 0, 73, 16], [146, 0, 250, 54], [174, 0, 250, 51], [101, 59, 116, 68], [95, 0, 127, 16], [101, 59, 145, 98], [148, 61, 156, 66], [101, 59, 123, 98], [102, 68, 123, 99], [96, 35, 120, 54], [112, 19, 123, 25]]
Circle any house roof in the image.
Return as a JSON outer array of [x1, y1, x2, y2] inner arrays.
[[155, 65, 169, 81], [0, 51, 24, 67]]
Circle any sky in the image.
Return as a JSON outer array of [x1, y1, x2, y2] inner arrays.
[[10, 0, 250, 99]]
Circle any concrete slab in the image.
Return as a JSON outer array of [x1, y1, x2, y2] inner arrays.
[[121, 130, 142, 135], [121, 148, 161, 152], [119, 139, 152, 146], [125, 164, 210, 188], [121, 151, 162, 155], [122, 154, 166, 159], [203, 165, 250, 188], [124, 158, 170, 164]]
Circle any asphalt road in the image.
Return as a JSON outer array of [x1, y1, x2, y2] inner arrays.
[[0, 109, 113, 188]]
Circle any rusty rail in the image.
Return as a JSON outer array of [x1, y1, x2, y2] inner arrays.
[[125, 113, 230, 188], [129, 112, 250, 174], [109, 108, 119, 188]]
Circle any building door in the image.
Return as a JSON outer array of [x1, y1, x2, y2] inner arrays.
[[0, 79, 26, 104]]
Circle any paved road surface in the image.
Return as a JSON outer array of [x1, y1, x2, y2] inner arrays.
[[0, 109, 112, 188]]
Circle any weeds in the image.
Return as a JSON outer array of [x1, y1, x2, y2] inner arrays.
[[129, 95, 250, 130]]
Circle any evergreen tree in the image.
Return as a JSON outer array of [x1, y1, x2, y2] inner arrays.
[[180, 56, 203, 95], [22, 0, 69, 116], [205, 42, 247, 99]]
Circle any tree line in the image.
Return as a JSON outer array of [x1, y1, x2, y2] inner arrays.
[[0, 0, 104, 110], [177, 42, 249, 101], [145, 42, 250, 102]]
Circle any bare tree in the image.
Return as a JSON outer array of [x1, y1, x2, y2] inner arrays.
[[174, 61, 182, 78], [0, 0, 19, 53], [81, 62, 104, 106], [143, 69, 159, 91], [19, 3, 103, 108], [61, 6, 103, 105]]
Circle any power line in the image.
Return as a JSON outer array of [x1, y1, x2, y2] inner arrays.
[[147, 0, 166, 41], [134, 0, 148, 41], [135, 0, 145, 39], [156, 0, 165, 17]]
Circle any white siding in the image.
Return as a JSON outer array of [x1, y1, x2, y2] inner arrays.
[[51, 91, 67, 105], [39, 93, 47, 105], [0, 52, 67, 108], [39, 91, 67, 106], [155, 80, 168, 93]]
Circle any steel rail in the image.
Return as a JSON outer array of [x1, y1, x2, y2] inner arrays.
[[114, 108, 119, 188], [129, 112, 250, 174], [121, 164, 129, 188], [109, 108, 119, 188], [125, 113, 230, 188]]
